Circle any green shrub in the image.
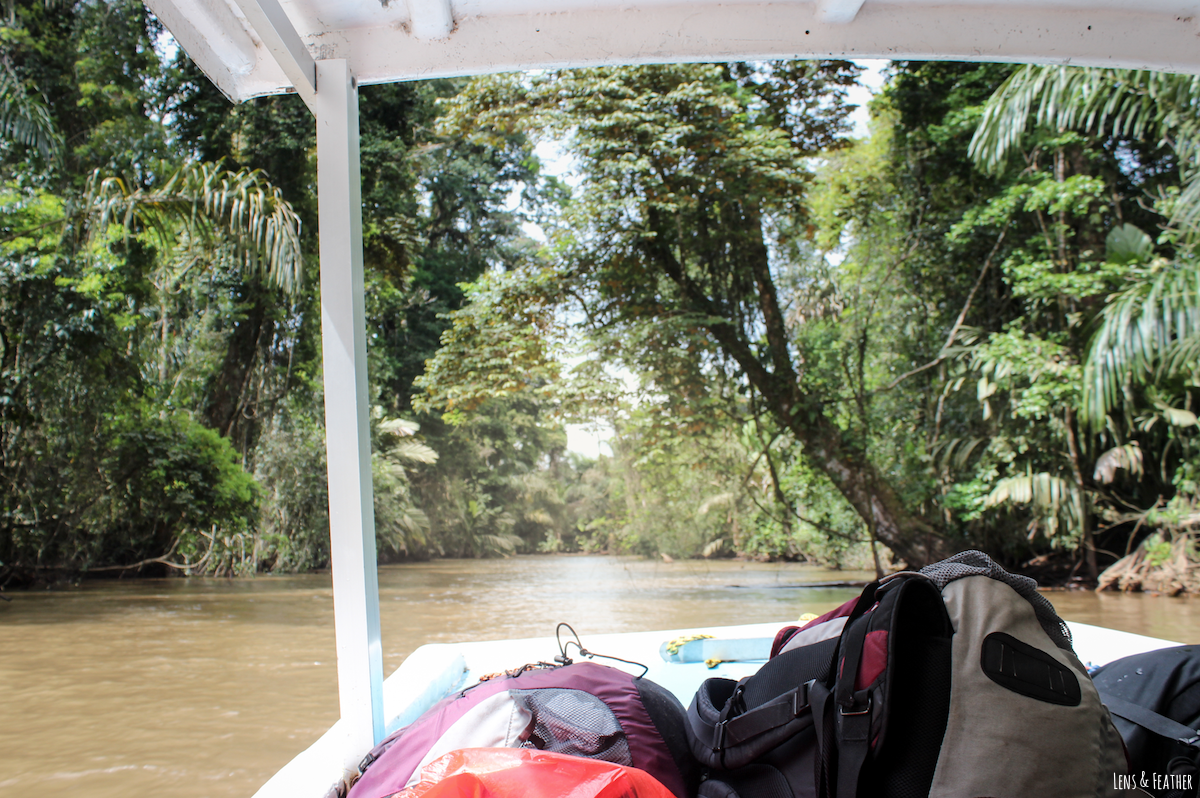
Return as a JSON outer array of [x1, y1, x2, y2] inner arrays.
[[89, 408, 261, 573]]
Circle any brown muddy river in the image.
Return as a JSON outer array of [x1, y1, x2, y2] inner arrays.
[[3, 554, 1200, 798]]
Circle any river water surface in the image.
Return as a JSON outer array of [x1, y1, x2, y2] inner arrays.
[[4, 555, 1200, 798]]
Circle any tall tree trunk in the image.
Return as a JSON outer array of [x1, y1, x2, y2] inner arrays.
[[1064, 407, 1098, 582], [649, 203, 958, 568], [782, 406, 954, 568], [204, 284, 273, 453]]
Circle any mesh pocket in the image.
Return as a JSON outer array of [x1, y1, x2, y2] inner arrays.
[[919, 549, 1073, 651], [511, 688, 633, 766]]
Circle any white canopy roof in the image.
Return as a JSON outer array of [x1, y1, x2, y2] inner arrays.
[[149, 0, 1200, 105]]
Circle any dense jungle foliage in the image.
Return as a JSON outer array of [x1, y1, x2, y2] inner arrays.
[[2, 0, 1198, 587]]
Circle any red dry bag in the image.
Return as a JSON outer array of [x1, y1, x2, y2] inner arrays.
[[392, 748, 677, 798]]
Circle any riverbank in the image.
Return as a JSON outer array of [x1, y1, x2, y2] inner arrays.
[[3, 545, 1193, 595], [9, 535, 1200, 597]]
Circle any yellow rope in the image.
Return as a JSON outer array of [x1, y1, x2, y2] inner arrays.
[[664, 633, 713, 654]]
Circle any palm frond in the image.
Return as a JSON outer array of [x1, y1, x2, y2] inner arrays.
[[985, 470, 1082, 539], [375, 506, 430, 554], [698, 491, 737, 515], [970, 65, 1200, 172], [1153, 400, 1198, 428], [1162, 332, 1200, 377], [1167, 170, 1200, 237], [386, 438, 439, 465], [1093, 443, 1143, 484], [376, 417, 438, 465], [0, 63, 61, 160], [931, 436, 989, 473], [1106, 224, 1155, 265], [1083, 260, 1200, 422], [85, 161, 303, 294], [379, 417, 420, 438], [524, 508, 555, 527], [476, 531, 521, 555], [985, 471, 1076, 508], [971, 66, 1200, 238]]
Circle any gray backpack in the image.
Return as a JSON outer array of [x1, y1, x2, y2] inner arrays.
[[686, 551, 1128, 798]]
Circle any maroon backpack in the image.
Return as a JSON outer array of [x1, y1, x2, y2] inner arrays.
[[346, 662, 698, 798]]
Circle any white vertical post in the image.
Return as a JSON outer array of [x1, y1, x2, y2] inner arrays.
[[315, 58, 385, 770]]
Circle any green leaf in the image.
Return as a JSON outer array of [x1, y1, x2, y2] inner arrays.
[[1106, 224, 1154, 266], [1159, 403, 1198, 427]]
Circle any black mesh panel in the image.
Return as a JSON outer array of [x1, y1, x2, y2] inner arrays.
[[919, 550, 1073, 651], [867, 636, 952, 798], [744, 637, 837, 707], [511, 688, 633, 766]]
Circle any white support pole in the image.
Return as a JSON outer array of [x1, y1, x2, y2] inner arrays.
[[314, 58, 385, 771], [814, 0, 866, 23]]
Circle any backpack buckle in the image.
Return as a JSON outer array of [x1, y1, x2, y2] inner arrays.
[[797, 680, 816, 715], [713, 719, 727, 752], [838, 695, 872, 745], [840, 695, 871, 716], [730, 682, 747, 714]]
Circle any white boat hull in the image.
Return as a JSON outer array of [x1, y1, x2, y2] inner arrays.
[[254, 620, 1182, 798]]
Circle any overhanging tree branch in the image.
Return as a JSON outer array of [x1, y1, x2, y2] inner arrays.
[[879, 227, 1007, 393]]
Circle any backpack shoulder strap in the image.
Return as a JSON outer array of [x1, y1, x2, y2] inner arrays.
[[688, 680, 817, 769], [833, 581, 883, 798], [1105, 696, 1200, 748], [716, 682, 814, 751]]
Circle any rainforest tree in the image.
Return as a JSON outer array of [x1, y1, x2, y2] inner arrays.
[[841, 62, 1185, 578], [417, 62, 974, 568]]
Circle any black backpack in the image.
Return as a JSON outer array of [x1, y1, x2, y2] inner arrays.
[[686, 572, 952, 798], [1093, 646, 1200, 798], [685, 551, 1127, 798]]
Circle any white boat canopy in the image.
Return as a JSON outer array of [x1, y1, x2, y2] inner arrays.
[[151, 0, 1200, 105], [144, 0, 1200, 778]]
